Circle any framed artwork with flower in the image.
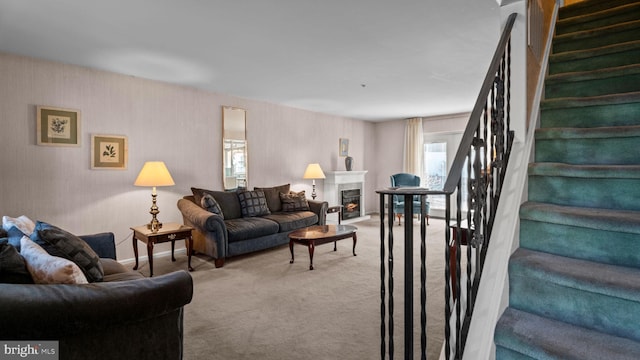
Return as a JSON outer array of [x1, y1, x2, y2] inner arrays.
[[36, 106, 81, 146], [91, 134, 128, 170]]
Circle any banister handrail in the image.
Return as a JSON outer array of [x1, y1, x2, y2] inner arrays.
[[443, 12, 517, 195]]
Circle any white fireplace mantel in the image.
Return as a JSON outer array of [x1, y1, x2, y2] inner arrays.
[[323, 170, 370, 224]]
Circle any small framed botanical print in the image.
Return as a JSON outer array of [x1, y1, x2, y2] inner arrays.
[[36, 106, 81, 146], [91, 134, 128, 170]]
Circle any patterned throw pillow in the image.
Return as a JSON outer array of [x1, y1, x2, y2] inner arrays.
[[237, 190, 271, 217], [2, 215, 36, 250], [200, 193, 224, 219], [20, 236, 88, 284], [31, 221, 104, 282], [280, 191, 310, 211]]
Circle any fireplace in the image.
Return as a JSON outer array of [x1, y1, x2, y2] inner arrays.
[[323, 170, 370, 223], [341, 189, 361, 221]]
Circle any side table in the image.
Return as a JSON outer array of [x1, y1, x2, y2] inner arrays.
[[326, 205, 343, 224], [132, 222, 194, 277]]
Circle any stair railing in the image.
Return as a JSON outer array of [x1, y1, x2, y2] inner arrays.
[[376, 12, 517, 360], [442, 12, 517, 359]]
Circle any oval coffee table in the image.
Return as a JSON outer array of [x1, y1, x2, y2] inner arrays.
[[288, 224, 357, 270]]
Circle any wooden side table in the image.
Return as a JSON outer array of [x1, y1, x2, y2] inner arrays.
[[131, 222, 194, 277], [326, 205, 343, 224]]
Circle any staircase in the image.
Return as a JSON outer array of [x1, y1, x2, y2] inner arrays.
[[494, 0, 640, 358]]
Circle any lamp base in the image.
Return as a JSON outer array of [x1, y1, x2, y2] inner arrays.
[[147, 219, 163, 233], [147, 193, 162, 233]]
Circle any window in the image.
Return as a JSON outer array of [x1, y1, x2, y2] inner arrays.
[[423, 141, 447, 210]]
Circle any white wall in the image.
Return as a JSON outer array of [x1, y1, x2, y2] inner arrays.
[[0, 52, 376, 260]]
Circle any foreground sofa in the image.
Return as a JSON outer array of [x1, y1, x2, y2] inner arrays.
[[178, 184, 328, 267], [0, 223, 193, 360]]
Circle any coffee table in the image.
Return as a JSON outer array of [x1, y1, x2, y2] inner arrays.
[[288, 224, 357, 270]]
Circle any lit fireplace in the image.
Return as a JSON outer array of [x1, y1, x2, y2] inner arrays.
[[341, 189, 361, 220]]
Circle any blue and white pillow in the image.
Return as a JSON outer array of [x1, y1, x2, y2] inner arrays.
[[2, 215, 36, 250]]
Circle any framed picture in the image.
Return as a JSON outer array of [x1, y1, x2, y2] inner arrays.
[[36, 106, 81, 146], [91, 134, 128, 170], [339, 138, 349, 157]]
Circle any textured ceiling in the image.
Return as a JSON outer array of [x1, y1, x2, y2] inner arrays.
[[0, 0, 501, 121]]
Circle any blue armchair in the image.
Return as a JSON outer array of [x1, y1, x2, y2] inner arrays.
[[390, 173, 430, 225]]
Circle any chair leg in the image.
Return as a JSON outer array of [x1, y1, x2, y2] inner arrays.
[[396, 214, 402, 225], [427, 215, 430, 226]]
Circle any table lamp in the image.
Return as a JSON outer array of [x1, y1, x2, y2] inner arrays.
[[134, 161, 175, 232], [303, 163, 325, 200]]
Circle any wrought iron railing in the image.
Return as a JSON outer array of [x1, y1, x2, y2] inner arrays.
[[376, 12, 517, 359]]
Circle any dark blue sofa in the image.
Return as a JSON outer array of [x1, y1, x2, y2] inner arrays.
[[0, 230, 193, 360], [178, 184, 328, 268]]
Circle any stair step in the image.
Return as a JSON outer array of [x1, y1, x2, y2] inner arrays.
[[508, 248, 640, 341], [553, 19, 640, 53], [549, 39, 640, 75], [535, 125, 640, 164], [495, 307, 640, 360], [520, 202, 640, 268], [557, 2, 640, 35], [540, 91, 640, 128], [528, 163, 640, 211], [545, 64, 640, 99], [559, 0, 640, 20]]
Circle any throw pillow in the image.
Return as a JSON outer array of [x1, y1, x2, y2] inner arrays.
[[2, 215, 35, 235], [0, 243, 34, 284], [20, 236, 88, 285], [200, 193, 224, 219], [191, 187, 242, 219], [30, 221, 104, 282], [237, 190, 271, 217], [2, 215, 36, 250], [254, 184, 290, 212], [280, 190, 310, 211]]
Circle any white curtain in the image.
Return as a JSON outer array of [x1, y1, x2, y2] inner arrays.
[[403, 117, 423, 180]]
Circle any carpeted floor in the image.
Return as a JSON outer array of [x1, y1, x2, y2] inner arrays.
[[149, 215, 446, 359]]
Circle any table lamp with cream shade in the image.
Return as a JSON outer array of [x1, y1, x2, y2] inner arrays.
[[303, 163, 325, 200], [134, 161, 175, 233]]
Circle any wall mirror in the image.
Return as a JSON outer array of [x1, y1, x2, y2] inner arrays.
[[222, 106, 247, 190]]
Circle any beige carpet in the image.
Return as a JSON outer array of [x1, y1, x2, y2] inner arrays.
[[149, 215, 446, 359]]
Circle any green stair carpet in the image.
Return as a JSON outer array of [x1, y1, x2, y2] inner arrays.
[[495, 0, 640, 358]]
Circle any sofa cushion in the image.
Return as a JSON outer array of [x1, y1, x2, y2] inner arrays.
[[224, 217, 279, 243], [20, 236, 88, 284], [262, 211, 319, 233], [0, 242, 34, 284], [31, 221, 104, 282], [254, 184, 290, 212], [280, 190, 310, 211], [192, 187, 242, 219], [2, 215, 35, 250], [100, 258, 145, 282], [237, 190, 271, 217], [200, 193, 224, 219]]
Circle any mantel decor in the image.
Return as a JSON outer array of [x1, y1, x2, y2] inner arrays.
[[91, 134, 128, 169], [36, 105, 81, 147]]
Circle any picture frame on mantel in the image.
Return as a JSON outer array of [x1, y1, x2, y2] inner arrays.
[[36, 105, 81, 147], [339, 138, 349, 157], [91, 134, 128, 170]]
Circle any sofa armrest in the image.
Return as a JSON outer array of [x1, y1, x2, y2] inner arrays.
[[0, 270, 193, 340], [308, 199, 328, 225], [177, 198, 228, 259]]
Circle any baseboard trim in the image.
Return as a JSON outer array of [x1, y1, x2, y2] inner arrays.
[[118, 248, 187, 266]]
